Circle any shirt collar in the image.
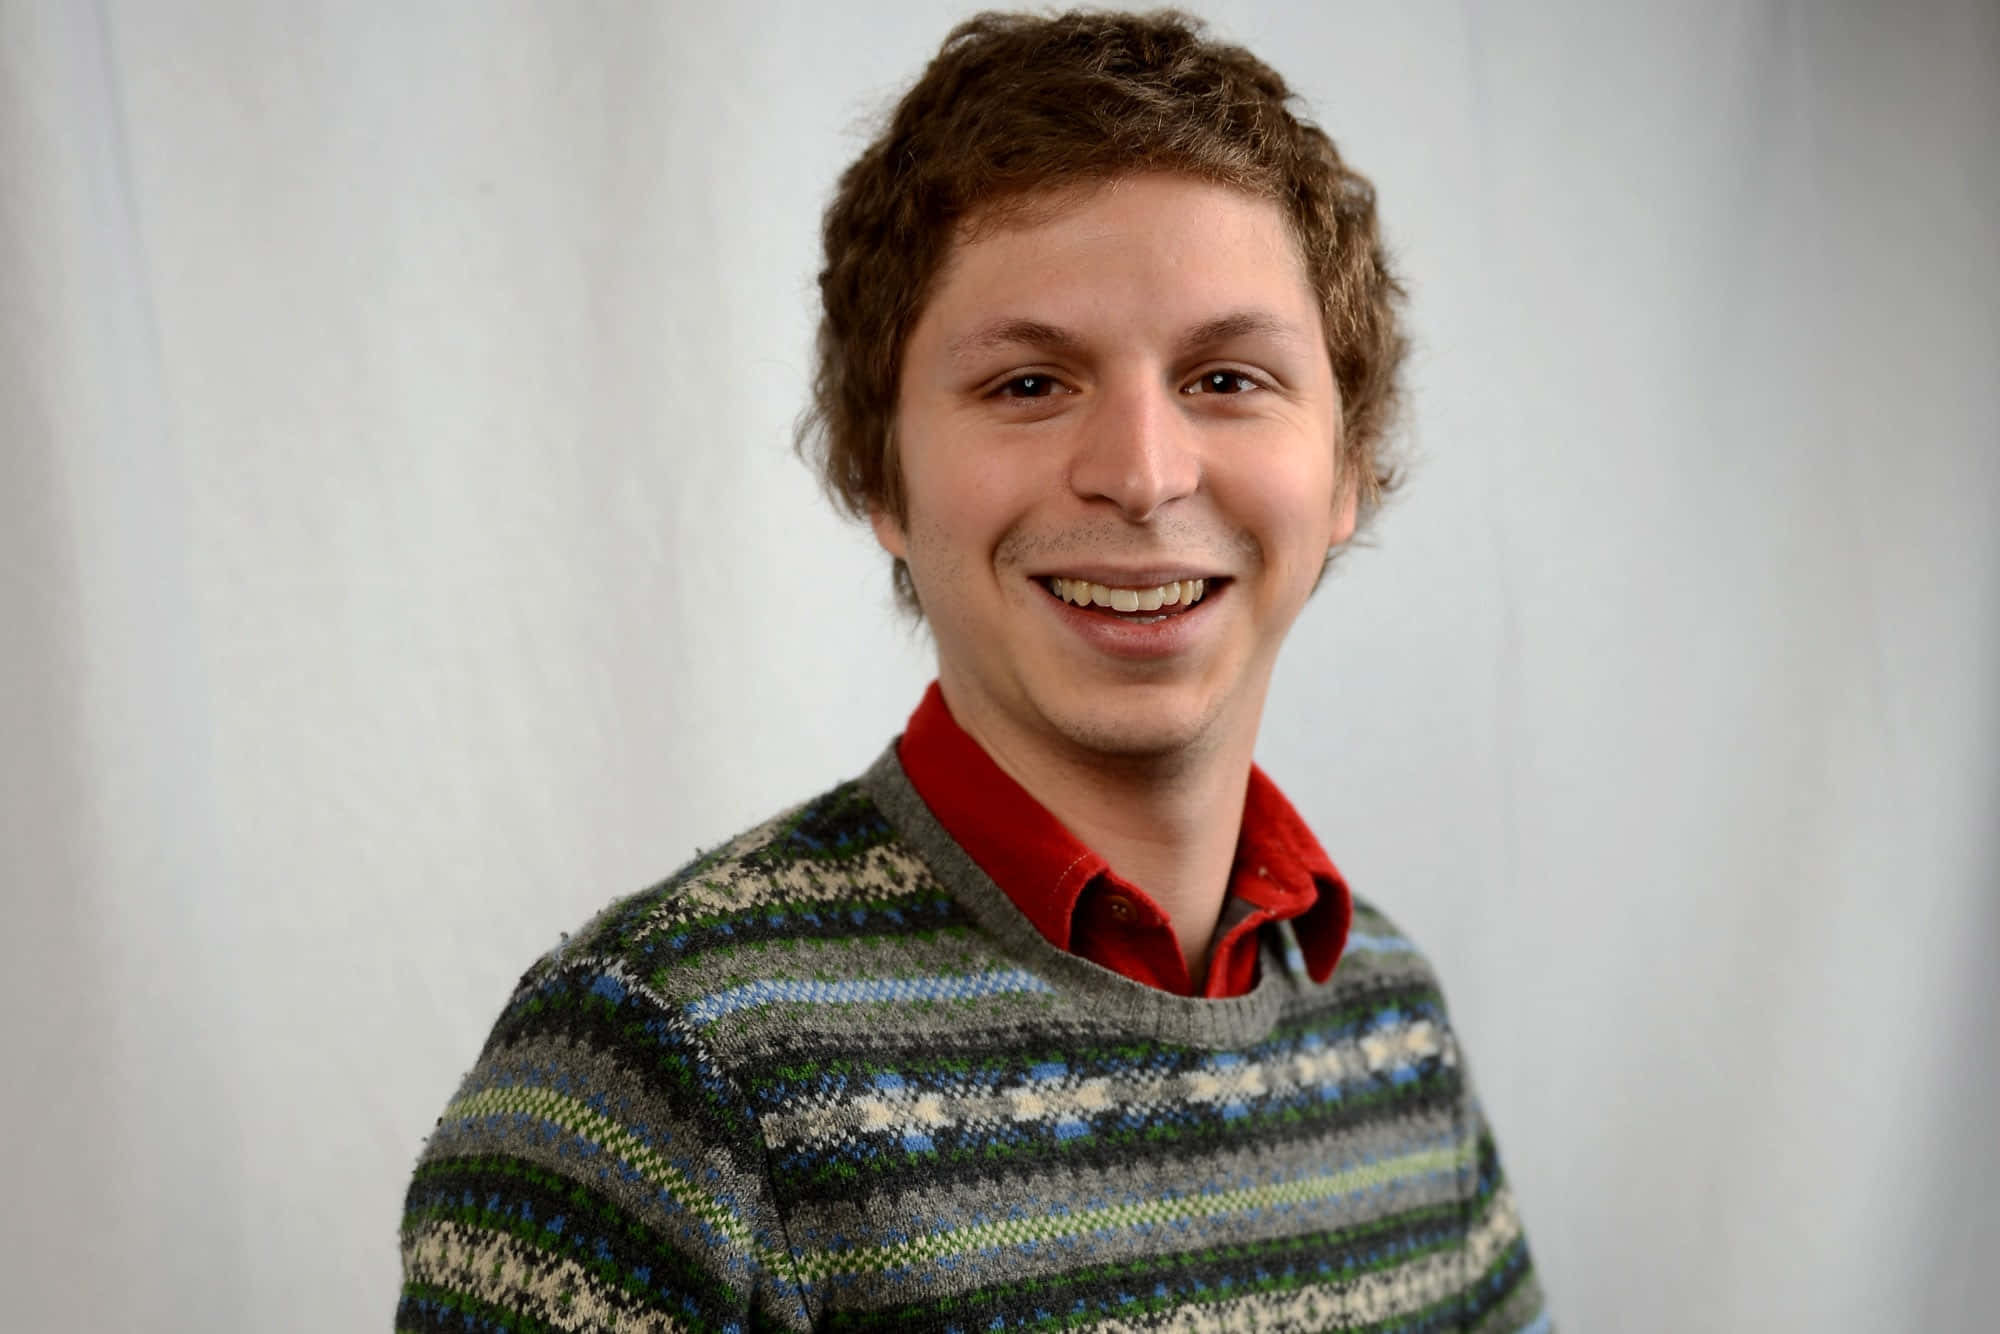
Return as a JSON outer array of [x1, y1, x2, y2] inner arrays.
[[895, 681, 1351, 984]]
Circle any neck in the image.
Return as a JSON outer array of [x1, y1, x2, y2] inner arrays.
[[941, 679, 1262, 985]]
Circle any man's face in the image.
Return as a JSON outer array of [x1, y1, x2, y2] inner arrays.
[[875, 173, 1353, 771]]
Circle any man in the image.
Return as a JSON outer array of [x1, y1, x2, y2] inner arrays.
[[399, 11, 1547, 1332]]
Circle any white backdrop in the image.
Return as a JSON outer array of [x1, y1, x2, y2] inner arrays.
[[4, 2, 1995, 1329]]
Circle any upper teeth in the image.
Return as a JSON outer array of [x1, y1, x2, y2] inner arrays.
[[1050, 577, 1208, 611]]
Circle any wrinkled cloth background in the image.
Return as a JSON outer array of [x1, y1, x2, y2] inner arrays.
[[3, 2, 1994, 1329]]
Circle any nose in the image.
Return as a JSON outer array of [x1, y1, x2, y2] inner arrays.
[[1067, 378, 1200, 522]]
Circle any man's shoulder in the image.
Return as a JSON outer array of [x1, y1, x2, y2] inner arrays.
[[625, 773, 915, 929], [525, 771, 932, 990], [1311, 889, 1459, 1017], [1341, 893, 1441, 972]]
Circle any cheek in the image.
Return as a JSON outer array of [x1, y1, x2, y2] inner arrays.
[[902, 516, 970, 600], [1229, 452, 1342, 579], [903, 429, 1045, 546]]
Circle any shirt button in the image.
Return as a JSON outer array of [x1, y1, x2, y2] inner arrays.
[[1101, 894, 1137, 923]]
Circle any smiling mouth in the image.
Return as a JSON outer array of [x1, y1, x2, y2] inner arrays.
[[1039, 576, 1217, 624]]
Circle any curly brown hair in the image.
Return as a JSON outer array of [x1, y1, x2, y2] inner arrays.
[[799, 8, 1406, 612]]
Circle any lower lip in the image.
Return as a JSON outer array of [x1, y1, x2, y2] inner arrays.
[[1039, 582, 1225, 660]]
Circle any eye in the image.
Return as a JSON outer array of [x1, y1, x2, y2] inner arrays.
[[993, 373, 1068, 399], [1185, 370, 1261, 396]]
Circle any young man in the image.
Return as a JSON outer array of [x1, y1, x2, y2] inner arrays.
[[399, 12, 1547, 1332]]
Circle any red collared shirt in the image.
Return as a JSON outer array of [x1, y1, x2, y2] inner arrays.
[[897, 682, 1351, 998]]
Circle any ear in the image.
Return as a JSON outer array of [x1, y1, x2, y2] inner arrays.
[[869, 506, 909, 560], [1328, 471, 1360, 548]]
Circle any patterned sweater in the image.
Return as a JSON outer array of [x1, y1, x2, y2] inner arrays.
[[398, 747, 1548, 1332]]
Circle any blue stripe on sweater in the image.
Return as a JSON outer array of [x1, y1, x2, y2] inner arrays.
[[1344, 931, 1419, 955], [686, 968, 1056, 1026]]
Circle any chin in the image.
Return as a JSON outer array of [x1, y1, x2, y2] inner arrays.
[[1042, 693, 1222, 766]]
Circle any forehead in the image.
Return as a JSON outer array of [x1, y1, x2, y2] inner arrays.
[[959, 171, 1293, 243], [917, 173, 1318, 340]]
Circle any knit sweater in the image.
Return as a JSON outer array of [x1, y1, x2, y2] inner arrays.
[[397, 746, 1549, 1332]]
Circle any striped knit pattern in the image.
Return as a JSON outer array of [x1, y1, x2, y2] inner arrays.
[[398, 748, 1547, 1332]]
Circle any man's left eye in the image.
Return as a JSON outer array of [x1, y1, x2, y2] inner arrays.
[[1187, 371, 1259, 395]]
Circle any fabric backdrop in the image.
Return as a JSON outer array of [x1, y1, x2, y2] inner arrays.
[[4, 2, 1995, 1329]]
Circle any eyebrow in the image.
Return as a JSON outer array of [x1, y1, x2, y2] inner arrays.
[[945, 310, 1310, 367], [946, 318, 1086, 365], [1173, 310, 1310, 358]]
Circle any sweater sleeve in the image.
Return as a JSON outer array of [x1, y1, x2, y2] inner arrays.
[[395, 939, 810, 1333], [1456, 1059, 1550, 1334]]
